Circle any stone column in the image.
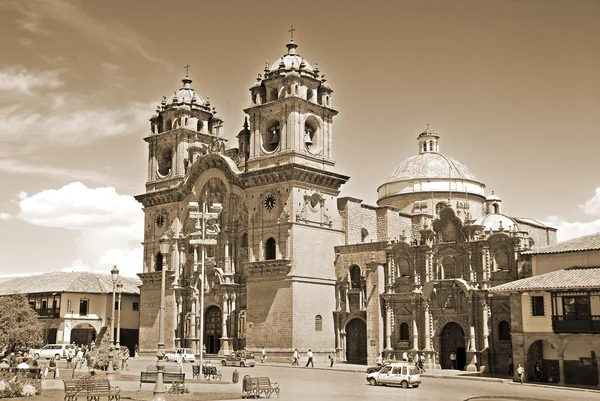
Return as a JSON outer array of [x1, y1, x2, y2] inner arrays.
[[178, 244, 185, 281], [558, 356, 565, 385], [219, 293, 230, 356], [385, 304, 392, 351], [230, 293, 237, 344], [412, 308, 419, 351], [193, 245, 198, 272], [466, 325, 478, 371], [467, 249, 475, 282], [482, 303, 490, 349], [424, 302, 431, 351]]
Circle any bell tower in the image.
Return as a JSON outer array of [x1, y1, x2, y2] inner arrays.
[[244, 36, 337, 172]]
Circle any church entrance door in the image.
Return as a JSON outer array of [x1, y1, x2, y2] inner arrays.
[[440, 322, 465, 370], [345, 319, 367, 364], [204, 306, 222, 355]]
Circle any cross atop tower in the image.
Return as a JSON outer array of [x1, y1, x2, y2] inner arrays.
[[288, 25, 296, 41], [184, 63, 191, 77]]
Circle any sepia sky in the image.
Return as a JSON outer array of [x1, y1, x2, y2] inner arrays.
[[0, 0, 599, 277]]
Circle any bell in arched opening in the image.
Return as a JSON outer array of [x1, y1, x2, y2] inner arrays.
[[304, 130, 313, 145], [270, 127, 280, 145]]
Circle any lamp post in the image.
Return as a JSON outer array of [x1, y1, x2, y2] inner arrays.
[[153, 233, 170, 401], [107, 265, 119, 379], [116, 281, 123, 348]]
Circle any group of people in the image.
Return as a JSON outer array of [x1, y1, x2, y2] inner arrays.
[[0, 350, 58, 378], [288, 349, 335, 367]]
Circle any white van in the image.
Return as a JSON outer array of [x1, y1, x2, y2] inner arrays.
[[30, 344, 76, 360], [366, 362, 421, 388]]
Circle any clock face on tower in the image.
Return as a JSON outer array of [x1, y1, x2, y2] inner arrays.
[[264, 194, 276, 210]]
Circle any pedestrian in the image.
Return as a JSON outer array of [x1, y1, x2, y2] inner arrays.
[[292, 349, 299, 366], [402, 351, 408, 362], [417, 353, 425, 374], [305, 349, 314, 367], [507, 354, 514, 376], [376, 354, 383, 367], [449, 351, 457, 370], [134, 344, 139, 359], [328, 351, 335, 368], [517, 363, 524, 384], [261, 346, 266, 364], [548, 366, 555, 383], [122, 348, 129, 370], [534, 362, 542, 381]]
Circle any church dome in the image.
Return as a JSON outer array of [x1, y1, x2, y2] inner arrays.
[[165, 77, 206, 106], [473, 214, 518, 232], [385, 153, 481, 183], [268, 41, 315, 73]]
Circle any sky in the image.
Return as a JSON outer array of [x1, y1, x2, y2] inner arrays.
[[0, 0, 599, 277]]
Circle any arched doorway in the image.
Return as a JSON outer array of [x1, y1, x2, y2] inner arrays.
[[563, 338, 598, 386], [71, 323, 96, 346], [345, 319, 367, 364], [440, 322, 465, 370], [204, 306, 222, 355], [527, 339, 558, 382]]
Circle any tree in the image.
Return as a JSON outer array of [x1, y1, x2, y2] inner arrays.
[[93, 329, 119, 371], [0, 295, 44, 353]]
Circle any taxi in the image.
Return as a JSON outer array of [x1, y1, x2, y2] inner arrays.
[[366, 362, 421, 388]]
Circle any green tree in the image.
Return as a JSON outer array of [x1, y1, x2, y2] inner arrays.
[[0, 295, 44, 353]]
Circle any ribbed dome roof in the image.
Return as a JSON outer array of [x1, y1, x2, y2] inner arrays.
[[473, 214, 519, 231], [165, 77, 206, 106], [268, 40, 315, 73], [385, 153, 481, 183]]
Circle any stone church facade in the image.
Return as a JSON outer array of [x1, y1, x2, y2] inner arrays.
[[135, 37, 556, 372]]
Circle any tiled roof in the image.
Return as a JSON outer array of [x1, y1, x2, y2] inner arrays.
[[522, 232, 600, 255], [513, 217, 554, 230], [0, 272, 140, 297], [489, 266, 600, 292]]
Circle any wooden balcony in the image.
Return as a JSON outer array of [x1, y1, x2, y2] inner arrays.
[[552, 315, 600, 333], [35, 308, 60, 318]]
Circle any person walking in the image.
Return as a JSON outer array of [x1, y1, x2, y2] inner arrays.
[[534, 362, 542, 381], [402, 351, 408, 362], [517, 363, 524, 384], [507, 354, 514, 376], [449, 351, 457, 370], [261, 347, 266, 364], [328, 351, 335, 368], [305, 349, 314, 367], [417, 353, 425, 374], [376, 354, 383, 367], [134, 344, 139, 359], [292, 349, 299, 366]]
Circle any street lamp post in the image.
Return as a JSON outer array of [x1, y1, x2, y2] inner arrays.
[[116, 281, 123, 348], [107, 265, 119, 379], [153, 233, 170, 401]]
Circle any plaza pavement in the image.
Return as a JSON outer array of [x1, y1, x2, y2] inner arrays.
[[40, 356, 600, 398]]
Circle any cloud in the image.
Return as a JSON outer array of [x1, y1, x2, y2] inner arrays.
[[8, 0, 163, 65], [580, 187, 600, 217], [544, 188, 600, 242], [0, 158, 111, 183], [17, 182, 144, 277], [0, 213, 12, 220], [0, 100, 151, 146], [0, 67, 63, 94]]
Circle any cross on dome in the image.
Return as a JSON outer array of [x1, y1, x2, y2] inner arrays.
[[184, 63, 191, 77]]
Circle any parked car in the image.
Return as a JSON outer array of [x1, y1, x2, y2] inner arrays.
[[164, 348, 195, 363], [366, 362, 421, 388], [365, 360, 392, 374], [221, 350, 256, 367], [29, 344, 76, 360]]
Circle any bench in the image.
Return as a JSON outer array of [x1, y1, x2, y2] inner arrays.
[[63, 379, 120, 401], [200, 364, 222, 381], [242, 375, 279, 398], [139, 365, 185, 391]]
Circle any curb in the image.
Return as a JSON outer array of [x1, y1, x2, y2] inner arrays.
[[507, 381, 600, 394]]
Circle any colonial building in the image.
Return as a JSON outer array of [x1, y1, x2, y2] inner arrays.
[[135, 35, 557, 371], [0, 272, 140, 351], [490, 233, 600, 386]]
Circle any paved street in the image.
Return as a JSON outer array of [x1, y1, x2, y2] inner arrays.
[[43, 357, 600, 401]]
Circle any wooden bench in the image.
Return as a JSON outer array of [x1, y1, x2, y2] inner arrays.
[[139, 365, 185, 391], [63, 379, 120, 401], [242, 375, 279, 398]]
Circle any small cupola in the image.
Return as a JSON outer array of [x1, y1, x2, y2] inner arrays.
[[485, 191, 502, 214], [417, 124, 440, 154]]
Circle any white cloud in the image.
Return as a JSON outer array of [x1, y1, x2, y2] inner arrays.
[[0, 67, 63, 94], [580, 187, 600, 217], [544, 216, 600, 242], [0, 212, 12, 220], [543, 188, 600, 242], [17, 182, 144, 277]]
